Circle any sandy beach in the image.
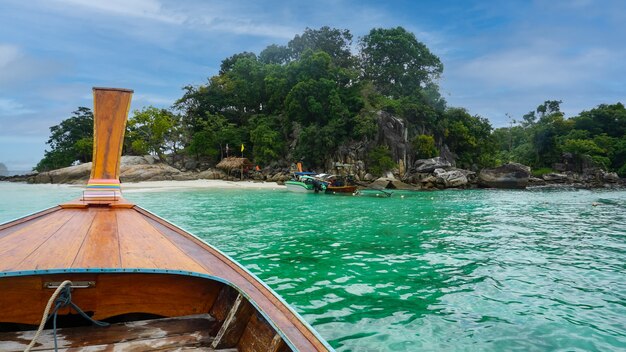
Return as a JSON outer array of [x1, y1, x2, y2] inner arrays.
[[119, 179, 286, 192]]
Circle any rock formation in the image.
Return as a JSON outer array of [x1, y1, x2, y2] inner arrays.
[[478, 163, 531, 189]]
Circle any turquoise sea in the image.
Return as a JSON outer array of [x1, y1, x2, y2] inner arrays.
[[1, 182, 625, 351]]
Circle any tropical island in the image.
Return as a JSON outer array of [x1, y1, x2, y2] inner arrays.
[[3, 27, 625, 189]]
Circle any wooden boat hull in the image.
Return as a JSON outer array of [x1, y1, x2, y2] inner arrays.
[[0, 87, 332, 351], [0, 205, 333, 351], [325, 185, 357, 194]]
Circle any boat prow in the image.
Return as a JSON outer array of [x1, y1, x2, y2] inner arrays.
[[0, 88, 332, 351]]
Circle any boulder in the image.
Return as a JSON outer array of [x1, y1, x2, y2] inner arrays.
[[528, 177, 547, 186], [370, 177, 415, 190], [119, 163, 183, 182], [412, 157, 451, 173], [120, 155, 158, 166], [30, 155, 198, 184], [435, 169, 468, 188], [478, 163, 531, 189], [376, 111, 409, 164], [602, 172, 620, 183], [542, 173, 569, 183], [33, 162, 91, 184]]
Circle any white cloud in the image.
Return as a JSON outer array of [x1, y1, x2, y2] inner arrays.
[[454, 46, 615, 89], [55, 0, 185, 24], [0, 43, 63, 88], [203, 17, 298, 39], [0, 44, 21, 68], [133, 93, 176, 106], [0, 98, 35, 116]]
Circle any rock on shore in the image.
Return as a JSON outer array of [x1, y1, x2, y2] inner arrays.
[[478, 163, 530, 189], [6, 156, 228, 184]]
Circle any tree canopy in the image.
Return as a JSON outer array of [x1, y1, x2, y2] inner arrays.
[[35, 26, 625, 178]]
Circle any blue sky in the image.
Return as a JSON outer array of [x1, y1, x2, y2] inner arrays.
[[0, 0, 624, 170]]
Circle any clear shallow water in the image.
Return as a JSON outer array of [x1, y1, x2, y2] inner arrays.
[[1, 182, 625, 351]]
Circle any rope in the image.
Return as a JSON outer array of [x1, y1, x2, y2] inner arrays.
[[24, 280, 72, 352], [24, 280, 110, 352]]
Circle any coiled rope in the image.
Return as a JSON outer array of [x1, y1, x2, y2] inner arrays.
[[24, 280, 109, 352]]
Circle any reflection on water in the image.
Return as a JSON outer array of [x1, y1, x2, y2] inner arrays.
[[2, 183, 625, 351]]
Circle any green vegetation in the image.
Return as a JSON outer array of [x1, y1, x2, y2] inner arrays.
[[493, 101, 626, 176], [35, 27, 625, 178], [367, 146, 396, 177], [36, 107, 93, 171]]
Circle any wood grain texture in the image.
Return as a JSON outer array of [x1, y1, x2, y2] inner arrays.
[[71, 208, 121, 268], [0, 274, 222, 325], [0, 314, 216, 351], [115, 209, 206, 272], [14, 210, 95, 271], [211, 293, 255, 349], [0, 210, 76, 271], [0, 205, 329, 351], [238, 313, 289, 352], [90, 88, 132, 181], [209, 285, 240, 335]]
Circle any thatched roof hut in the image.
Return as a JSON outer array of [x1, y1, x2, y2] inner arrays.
[[216, 157, 253, 171]]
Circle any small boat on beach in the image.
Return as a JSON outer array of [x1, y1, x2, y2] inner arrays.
[[0, 88, 332, 351], [285, 172, 327, 193]]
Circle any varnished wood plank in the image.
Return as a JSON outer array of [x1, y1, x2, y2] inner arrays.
[[60, 197, 135, 209], [0, 274, 223, 325], [71, 209, 121, 268], [14, 210, 96, 271], [0, 206, 60, 232], [0, 275, 49, 326], [91, 88, 132, 181], [116, 209, 205, 273], [0, 210, 76, 272], [91, 274, 222, 321], [0, 314, 215, 351], [211, 293, 255, 349]]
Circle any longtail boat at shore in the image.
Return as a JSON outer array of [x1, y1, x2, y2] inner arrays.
[[0, 88, 333, 351]]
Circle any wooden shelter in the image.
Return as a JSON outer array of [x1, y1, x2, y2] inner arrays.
[[216, 157, 253, 171], [0, 88, 332, 351], [217, 157, 253, 180]]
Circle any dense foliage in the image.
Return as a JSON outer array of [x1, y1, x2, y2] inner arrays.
[[36, 107, 93, 171], [493, 101, 626, 176], [35, 27, 625, 177]]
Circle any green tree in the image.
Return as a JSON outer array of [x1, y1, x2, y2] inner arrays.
[[249, 115, 283, 165], [442, 108, 495, 169], [35, 107, 94, 171], [259, 44, 291, 65], [359, 27, 443, 98], [413, 134, 437, 159], [126, 106, 178, 160], [367, 145, 396, 176], [288, 26, 355, 68]]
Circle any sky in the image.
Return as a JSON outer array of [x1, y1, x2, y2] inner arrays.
[[0, 0, 624, 171]]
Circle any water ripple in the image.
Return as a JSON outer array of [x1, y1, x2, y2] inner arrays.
[[118, 188, 626, 351]]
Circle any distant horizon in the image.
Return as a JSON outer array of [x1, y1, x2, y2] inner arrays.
[[1, 0, 624, 170]]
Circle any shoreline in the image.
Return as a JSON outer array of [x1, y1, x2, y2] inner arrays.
[[119, 179, 285, 192]]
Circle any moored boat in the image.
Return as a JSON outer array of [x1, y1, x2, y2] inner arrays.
[[285, 172, 327, 193], [322, 175, 357, 194], [0, 88, 333, 351], [325, 185, 358, 194]]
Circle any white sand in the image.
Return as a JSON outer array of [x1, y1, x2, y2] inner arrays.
[[119, 179, 286, 193]]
